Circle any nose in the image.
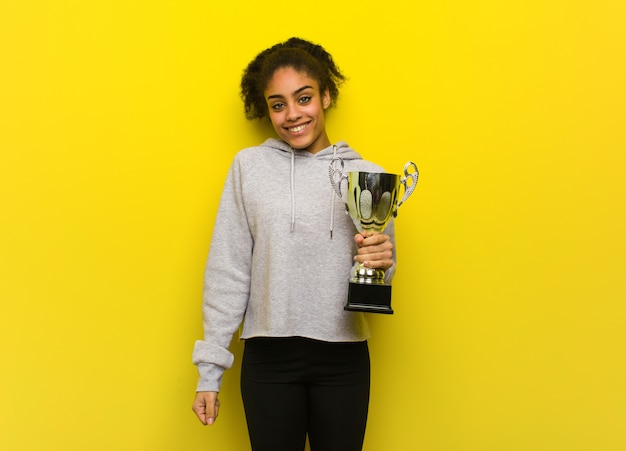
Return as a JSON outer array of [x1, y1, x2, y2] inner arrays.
[[285, 104, 302, 121]]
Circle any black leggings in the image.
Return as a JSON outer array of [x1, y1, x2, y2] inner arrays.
[[241, 337, 370, 451]]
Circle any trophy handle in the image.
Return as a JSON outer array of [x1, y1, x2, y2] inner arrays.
[[396, 161, 419, 209], [329, 157, 347, 200]]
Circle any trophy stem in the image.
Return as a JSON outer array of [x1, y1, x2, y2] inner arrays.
[[351, 262, 385, 285]]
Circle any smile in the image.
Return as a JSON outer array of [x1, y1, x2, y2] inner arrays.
[[287, 123, 309, 133]]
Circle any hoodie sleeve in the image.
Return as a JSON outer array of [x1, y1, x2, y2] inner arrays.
[[192, 156, 252, 392]]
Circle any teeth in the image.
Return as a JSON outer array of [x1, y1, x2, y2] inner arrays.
[[289, 125, 306, 132]]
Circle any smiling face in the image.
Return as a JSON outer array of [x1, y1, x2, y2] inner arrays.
[[264, 67, 331, 154]]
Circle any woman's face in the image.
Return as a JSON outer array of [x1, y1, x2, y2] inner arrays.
[[264, 67, 331, 154]]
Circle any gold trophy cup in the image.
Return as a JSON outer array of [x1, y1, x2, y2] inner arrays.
[[330, 159, 419, 314]]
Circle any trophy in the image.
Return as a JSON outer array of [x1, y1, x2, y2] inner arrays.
[[329, 158, 419, 314]]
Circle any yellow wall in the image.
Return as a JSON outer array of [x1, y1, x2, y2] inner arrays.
[[1, 1, 625, 450]]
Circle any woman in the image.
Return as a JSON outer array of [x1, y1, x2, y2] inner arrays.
[[192, 37, 395, 451]]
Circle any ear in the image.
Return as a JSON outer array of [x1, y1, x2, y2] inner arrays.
[[322, 89, 331, 109]]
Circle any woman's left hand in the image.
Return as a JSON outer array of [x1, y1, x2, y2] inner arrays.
[[354, 232, 393, 271]]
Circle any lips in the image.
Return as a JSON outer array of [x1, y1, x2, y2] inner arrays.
[[287, 123, 309, 133]]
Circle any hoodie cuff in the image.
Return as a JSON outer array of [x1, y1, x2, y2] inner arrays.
[[192, 340, 234, 368], [384, 262, 396, 284], [192, 340, 234, 392], [195, 363, 225, 392]]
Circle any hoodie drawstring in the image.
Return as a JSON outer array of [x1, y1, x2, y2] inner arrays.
[[290, 147, 296, 232], [329, 145, 338, 239]]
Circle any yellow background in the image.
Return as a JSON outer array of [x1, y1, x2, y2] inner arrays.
[[2, 1, 625, 450]]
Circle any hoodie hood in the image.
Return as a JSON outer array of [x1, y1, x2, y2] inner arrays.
[[260, 137, 363, 161], [259, 138, 362, 236]]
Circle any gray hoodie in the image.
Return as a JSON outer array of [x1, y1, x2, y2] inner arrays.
[[192, 138, 396, 392]]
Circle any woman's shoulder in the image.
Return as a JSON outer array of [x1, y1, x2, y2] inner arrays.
[[229, 139, 291, 175], [234, 138, 289, 160], [333, 142, 386, 173], [234, 145, 264, 160]]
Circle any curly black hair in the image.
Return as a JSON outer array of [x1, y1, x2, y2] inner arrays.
[[240, 37, 346, 120]]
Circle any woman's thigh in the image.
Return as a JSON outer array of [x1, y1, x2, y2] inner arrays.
[[307, 340, 370, 451], [240, 338, 309, 451]]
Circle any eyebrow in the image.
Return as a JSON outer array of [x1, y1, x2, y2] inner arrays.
[[266, 85, 314, 101]]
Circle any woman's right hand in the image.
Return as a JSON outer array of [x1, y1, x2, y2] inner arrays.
[[192, 391, 220, 425]]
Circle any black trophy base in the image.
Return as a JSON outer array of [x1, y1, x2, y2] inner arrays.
[[344, 282, 394, 314]]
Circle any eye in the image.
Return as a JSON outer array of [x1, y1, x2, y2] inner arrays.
[[270, 102, 285, 111], [298, 96, 311, 104]]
